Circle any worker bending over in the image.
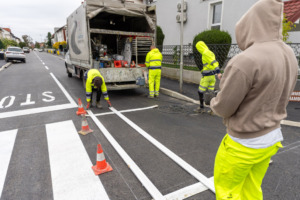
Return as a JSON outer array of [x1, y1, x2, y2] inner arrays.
[[195, 41, 222, 113], [145, 45, 163, 98], [85, 69, 111, 109]]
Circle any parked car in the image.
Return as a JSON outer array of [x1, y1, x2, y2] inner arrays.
[[22, 47, 30, 53], [4, 47, 26, 63], [38, 49, 43, 52]]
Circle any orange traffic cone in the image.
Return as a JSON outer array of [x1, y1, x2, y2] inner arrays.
[[78, 114, 93, 135], [76, 98, 87, 115], [92, 144, 113, 175]]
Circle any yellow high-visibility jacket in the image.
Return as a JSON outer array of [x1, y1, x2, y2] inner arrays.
[[86, 69, 109, 102], [196, 41, 220, 76], [145, 48, 163, 69]]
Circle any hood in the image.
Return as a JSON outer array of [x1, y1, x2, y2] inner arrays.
[[196, 41, 208, 54], [151, 48, 160, 53], [235, 0, 283, 51]]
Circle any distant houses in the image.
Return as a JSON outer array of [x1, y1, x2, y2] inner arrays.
[[0, 28, 21, 43]]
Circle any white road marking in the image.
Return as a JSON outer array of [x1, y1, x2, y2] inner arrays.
[[50, 73, 77, 106], [109, 107, 215, 193], [281, 120, 300, 128], [91, 105, 158, 117], [164, 177, 214, 200], [0, 129, 17, 199], [42, 91, 55, 102], [0, 96, 15, 109], [42, 62, 45, 65], [87, 110, 164, 200], [0, 103, 76, 119], [45, 66, 49, 70], [20, 94, 35, 106], [46, 120, 109, 200]]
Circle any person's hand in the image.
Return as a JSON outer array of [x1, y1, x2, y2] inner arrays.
[[107, 100, 112, 107], [217, 73, 222, 80], [86, 102, 90, 109]]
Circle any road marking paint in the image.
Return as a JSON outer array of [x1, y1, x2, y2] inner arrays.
[[42, 62, 45, 65], [164, 177, 214, 200], [20, 94, 35, 106], [46, 120, 109, 200], [109, 107, 215, 193], [0, 129, 17, 199], [45, 66, 49, 70], [281, 120, 300, 128], [50, 73, 77, 106], [91, 105, 158, 117], [0, 103, 76, 119], [0, 96, 15, 109], [87, 110, 164, 200]]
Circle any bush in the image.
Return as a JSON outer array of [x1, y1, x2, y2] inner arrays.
[[192, 30, 231, 70], [0, 40, 4, 49], [156, 26, 165, 47]]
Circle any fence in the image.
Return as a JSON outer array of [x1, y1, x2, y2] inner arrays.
[[158, 43, 300, 71]]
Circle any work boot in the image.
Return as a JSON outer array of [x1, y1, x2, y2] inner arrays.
[[207, 109, 214, 115], [154, 95, 159, 99], [147, 95, 154, 99], [96, 101, 103, 109], [194, 107, 206, 113]]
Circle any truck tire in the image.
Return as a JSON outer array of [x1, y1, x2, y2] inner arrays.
[[65, 63, 72, 77]]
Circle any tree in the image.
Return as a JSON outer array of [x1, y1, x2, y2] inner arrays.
[[156, 26, 165, 46], [282, 13, 296, 43], [0, 40, 4, 49], [2, 38, 19, 48], [35, 42, 40, 48], [19, 42, 26, 48], [47, 32, 52, 48], [22, 35, 32, 46]]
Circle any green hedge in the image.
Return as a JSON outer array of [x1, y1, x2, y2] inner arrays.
[[192, 30, 231, 70], [157, 26, 165, 46]]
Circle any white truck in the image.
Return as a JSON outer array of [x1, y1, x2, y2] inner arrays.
[[65, 0, 156, 90]]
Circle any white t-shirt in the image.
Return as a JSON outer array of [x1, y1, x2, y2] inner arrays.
[[229, 128, 283, 149]]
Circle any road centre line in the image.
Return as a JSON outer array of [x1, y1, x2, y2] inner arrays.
[[164, 177, 214, 200], [281, 120, 300, 128], [90, 105, 158, 117], [46, 120, 109, 200], [45, 66, 49, 70], [50, 73, 77, 106], [0, 129, 17, 199], [87, 110, 164, 200], [109, 107, 215, 193]]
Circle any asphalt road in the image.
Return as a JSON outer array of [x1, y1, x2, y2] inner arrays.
[[0, 51, 299, 200]]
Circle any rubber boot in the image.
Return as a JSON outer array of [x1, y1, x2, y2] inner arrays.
[[96, 101, 103, 109]]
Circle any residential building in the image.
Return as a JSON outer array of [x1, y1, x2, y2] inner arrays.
[[52, 25, 67, 44], [284, 0, 300, 42], [147, 0, 299, 45]]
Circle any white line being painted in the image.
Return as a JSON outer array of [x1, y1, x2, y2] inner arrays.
[[0, 129, 17, 199], [50, 73, 77, 106], [109, 107, 215, 193], [164, 177, 214, 200], [20, 94, 35, 106], [91, 105, 158, 117], [45, 66, 49, 70], [0, 103, 76, 119], [281, 120, 300, 128], [46, 120, 109, 200], [87, 110, 164, 200]]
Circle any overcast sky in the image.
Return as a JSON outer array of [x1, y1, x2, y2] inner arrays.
[[0, 0, 84, 42]]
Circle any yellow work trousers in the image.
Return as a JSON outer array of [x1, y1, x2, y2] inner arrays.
[[149, 69, 161, 97], [214, 134, 282, 200], [199, 75, 216, 93]]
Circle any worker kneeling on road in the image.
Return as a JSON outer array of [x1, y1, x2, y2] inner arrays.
[[195, 41, 222, 113], [85, 69, 111, 109], [145, 45, 163, 98]]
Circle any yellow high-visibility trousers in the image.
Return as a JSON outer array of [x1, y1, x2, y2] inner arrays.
[[214, 134, 282, 200], [199, 75, 216, 93], [148, 69, 161, 97]]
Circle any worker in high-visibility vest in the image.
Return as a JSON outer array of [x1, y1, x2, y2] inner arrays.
[[84, 69, 111, 109], [145, 45, 163, 98], [195, 41, 222, 113]]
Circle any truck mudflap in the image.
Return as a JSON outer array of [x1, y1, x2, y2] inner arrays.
[[99, 67, 144, 83]]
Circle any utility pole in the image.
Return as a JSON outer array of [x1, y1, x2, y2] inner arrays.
[[179, 0, 184, 93]]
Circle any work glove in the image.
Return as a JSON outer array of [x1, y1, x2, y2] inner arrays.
[[86, 102, 90, 110], [107, 100, 112, 107]]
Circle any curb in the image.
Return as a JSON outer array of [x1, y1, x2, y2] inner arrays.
[[0, 62, 12, 72], [160, 87, 199, 105]]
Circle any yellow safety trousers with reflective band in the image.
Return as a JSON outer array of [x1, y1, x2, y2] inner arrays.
[[214, 134, 282, 200], [145, 48, 163, 97], [86, 69, 109, 102], [198, 75, 216, 93]]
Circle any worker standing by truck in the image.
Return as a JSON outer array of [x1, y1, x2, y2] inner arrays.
[[85, 69, 111, 109], [145, 45, 163, 98], [195, 41, 222, 113]]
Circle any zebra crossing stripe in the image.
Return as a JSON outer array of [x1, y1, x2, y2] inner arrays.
[[46, 120, 109, 200], [0, 129, 17, 199]]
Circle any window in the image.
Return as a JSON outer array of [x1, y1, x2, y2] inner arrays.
[[210, 2, 222, 30]]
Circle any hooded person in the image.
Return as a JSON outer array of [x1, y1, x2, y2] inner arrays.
[[145, 45, 163, 98], [85, 69, 111, 109], [210, 0, 298, 199], [195, 41, 222, 113]]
